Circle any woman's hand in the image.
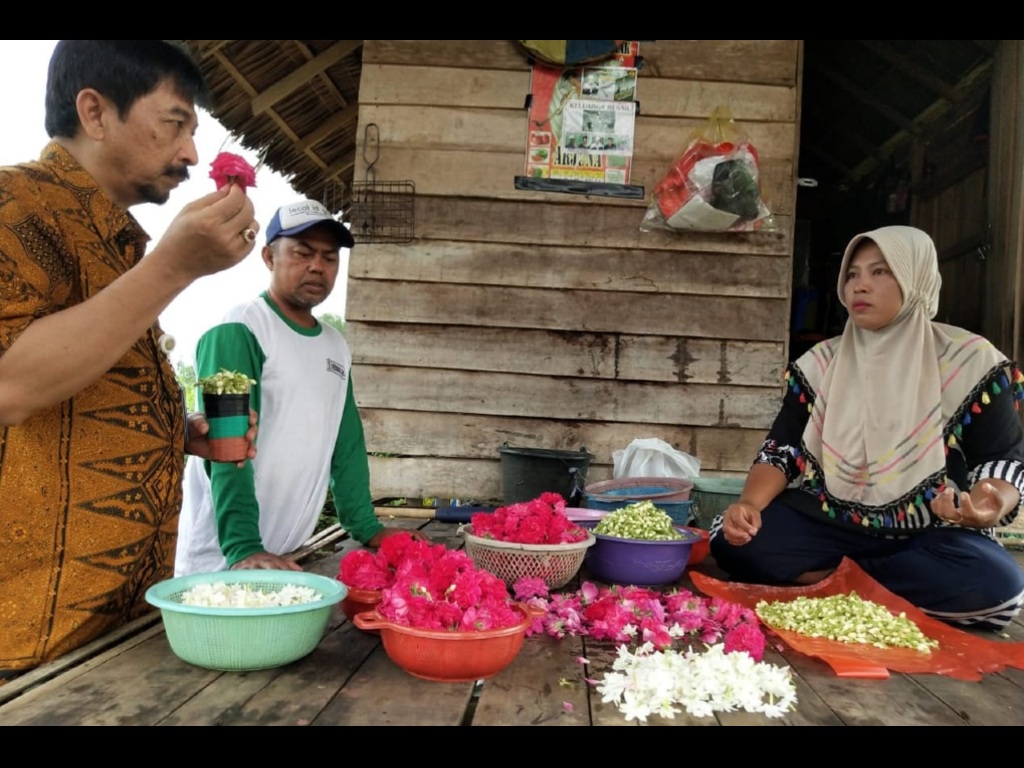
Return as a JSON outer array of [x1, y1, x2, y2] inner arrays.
[[718, 464, 787, 545], [722, 501, 762, 546], [930, 480, 1018, 529]]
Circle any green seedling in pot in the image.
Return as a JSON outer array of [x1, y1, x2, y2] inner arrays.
[[198, 369, 256, 462], [198, 369, 257, 396]]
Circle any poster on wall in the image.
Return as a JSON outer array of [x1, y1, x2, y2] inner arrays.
[[517, 40, 644, 198]]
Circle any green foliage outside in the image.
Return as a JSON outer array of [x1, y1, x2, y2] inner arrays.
[[176, 360, 198, 411], [318, 312, 345, 334]]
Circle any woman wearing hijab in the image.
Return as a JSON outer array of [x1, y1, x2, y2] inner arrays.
[[710, 225, 1024, 630]]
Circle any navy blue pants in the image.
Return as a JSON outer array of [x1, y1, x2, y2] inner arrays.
[[709, 501, 1024, 630]]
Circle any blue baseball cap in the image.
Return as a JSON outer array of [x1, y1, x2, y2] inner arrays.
[[265, 200, 354, 248]]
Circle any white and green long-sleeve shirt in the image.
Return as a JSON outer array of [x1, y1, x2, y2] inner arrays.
[[175, 292, 382, 575]]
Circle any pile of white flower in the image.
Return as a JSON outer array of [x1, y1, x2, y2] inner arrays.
[[180, 582, 322, 608], [597, 642, 797, 721]]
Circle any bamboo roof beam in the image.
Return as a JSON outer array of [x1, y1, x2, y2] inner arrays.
[[817, 62, 920, 135], [211, 48, 327, 171], [858, 41, 962, 104], [297, 103, 359, 153], [251, 40, 362, 116]]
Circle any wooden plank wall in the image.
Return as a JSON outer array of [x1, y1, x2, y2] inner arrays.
[[347, 40, 801, 502], [913, 166, 988, 333], [987, 40, 1024, 365], [913, 40, 1022, 357]]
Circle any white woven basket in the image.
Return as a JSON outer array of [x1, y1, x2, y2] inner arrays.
[[462, 526, 596, 589]]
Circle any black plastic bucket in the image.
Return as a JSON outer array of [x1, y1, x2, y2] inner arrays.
[[497, 445, 594, 506]]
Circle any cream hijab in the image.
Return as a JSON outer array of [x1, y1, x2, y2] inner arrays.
[[796, 226, 1007, 507]]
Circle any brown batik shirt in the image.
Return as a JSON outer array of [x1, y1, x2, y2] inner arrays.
[[0, 142, 186, 670]]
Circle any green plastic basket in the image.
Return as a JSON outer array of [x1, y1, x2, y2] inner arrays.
[[145, 570, 346, 671], [690, 477, 745, 529]]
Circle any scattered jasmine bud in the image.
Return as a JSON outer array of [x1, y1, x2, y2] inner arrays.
[[198, 368, 257, 395], [755, 592, 938, 653], [595, 500, 683, 540]]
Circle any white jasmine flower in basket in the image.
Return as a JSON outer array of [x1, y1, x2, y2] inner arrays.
[[180, 581, 321, 608]]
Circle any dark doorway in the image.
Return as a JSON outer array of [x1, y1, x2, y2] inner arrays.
[[790, 40, 996, 358]]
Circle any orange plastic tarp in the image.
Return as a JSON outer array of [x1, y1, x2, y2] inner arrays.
[[691, 557, 1024, 681]]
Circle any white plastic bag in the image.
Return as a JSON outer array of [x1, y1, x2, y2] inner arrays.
[[612, 438, 701, 480]]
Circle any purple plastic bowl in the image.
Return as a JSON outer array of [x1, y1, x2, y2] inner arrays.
[[582, 522, 701, 586]]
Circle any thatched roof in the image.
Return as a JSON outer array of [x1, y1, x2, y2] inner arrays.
[[182, 40, 363, 213], [182, 40, 998, 209]]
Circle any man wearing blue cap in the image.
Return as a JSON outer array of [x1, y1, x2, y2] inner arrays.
[[175, 200, 421, 575]]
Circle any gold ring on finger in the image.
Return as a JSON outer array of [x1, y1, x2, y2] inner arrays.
[[240, 227, 257, 243]]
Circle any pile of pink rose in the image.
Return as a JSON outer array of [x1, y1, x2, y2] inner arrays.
[[338, 492, 796, 720]]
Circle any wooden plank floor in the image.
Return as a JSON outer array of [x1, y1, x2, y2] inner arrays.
[[0, 521, 1020, 725], [470, 544, 1024, 727]]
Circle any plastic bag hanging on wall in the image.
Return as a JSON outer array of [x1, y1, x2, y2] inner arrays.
[[349, 123, 416, 244], [640, 106, 776, 233]]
